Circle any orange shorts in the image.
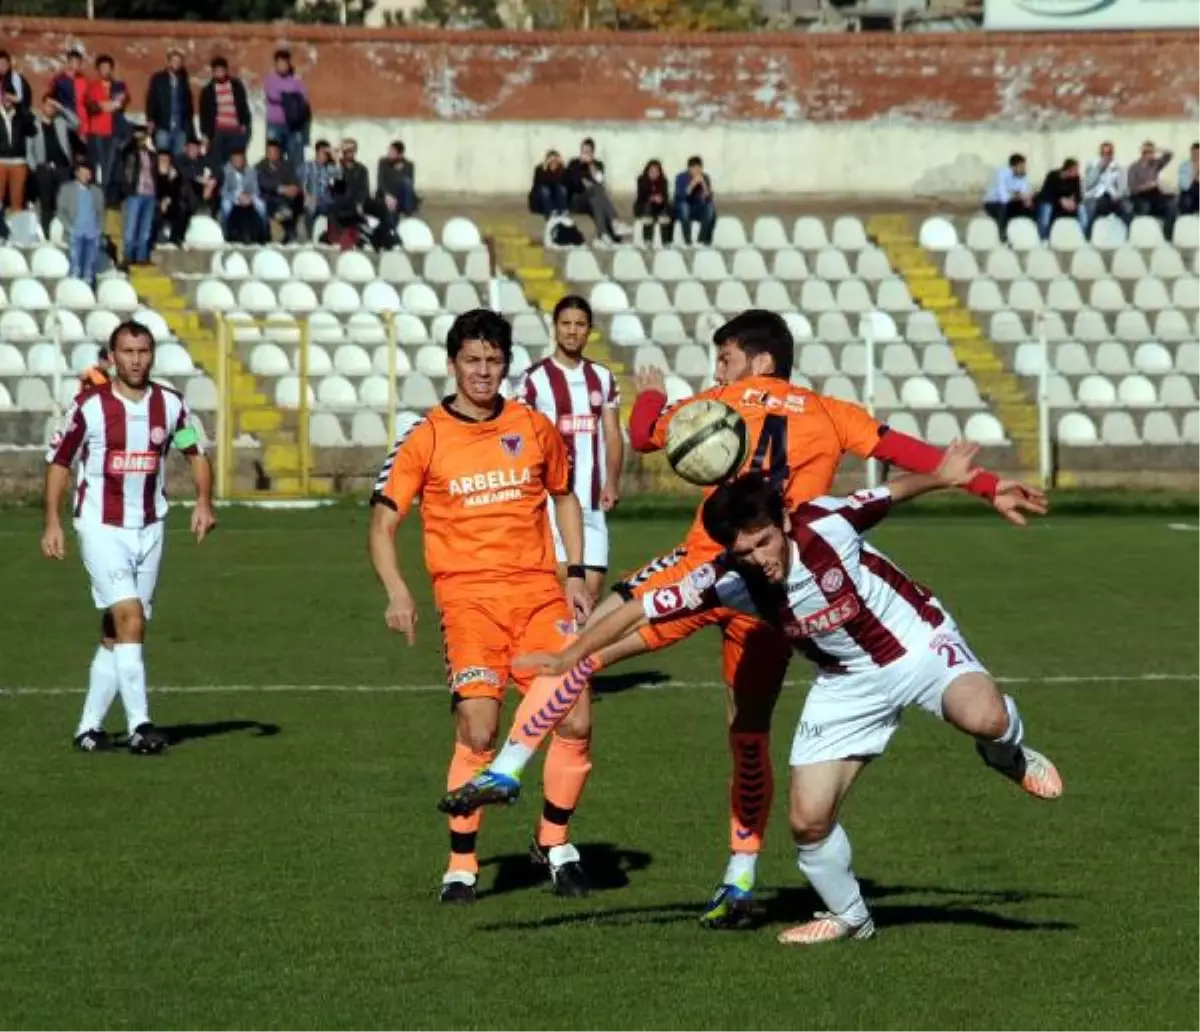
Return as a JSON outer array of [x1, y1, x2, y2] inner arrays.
[[615, 545, 792, 696], [438, 585, 575, 703]]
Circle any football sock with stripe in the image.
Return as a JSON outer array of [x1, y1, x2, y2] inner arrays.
[[729, 731, 772, 855]]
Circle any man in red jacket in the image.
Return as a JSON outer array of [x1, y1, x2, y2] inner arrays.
[[83, 55, 128, 207]]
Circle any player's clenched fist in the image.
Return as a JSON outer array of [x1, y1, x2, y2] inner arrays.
[[385, 589, 418, 644], [40, 521, 65, 560]]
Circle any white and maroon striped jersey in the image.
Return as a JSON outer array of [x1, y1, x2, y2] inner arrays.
[[45, 380, 205, 529], [518, 356, 619, 510], [643, 487, 946, 676]]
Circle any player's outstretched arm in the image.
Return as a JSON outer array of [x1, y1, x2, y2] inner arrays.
[[887, 440, 982, 505], [187, 453, 217, 543], [517, 596, 648, 677], [40, 464, 69, 560], [368, 503, 417, 645]]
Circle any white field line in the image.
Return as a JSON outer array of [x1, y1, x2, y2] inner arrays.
[[0, 672, 1195, 698]]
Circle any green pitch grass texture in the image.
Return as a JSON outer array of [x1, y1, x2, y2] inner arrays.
[[1, 507, 1196, 1030]]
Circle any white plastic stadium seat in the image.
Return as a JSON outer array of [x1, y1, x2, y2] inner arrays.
[[1172, 214, 1200, 249], [12, 277, 52, 311], [855, 248, 892, 283], [565, 250, 603, 284], [754, 280, 792, 312], [278, 281, 318, 314], [815, 312, 853, 344], [965, 217, 1001, 252], [251, 249, 291, 283], [1100, 411, 1140, 445], [1077, 374, 1117, 407], [673, 281, 710, 316], [985, 250, 1022, 282], [216, 251, 249, 280], [964, 412, 1007, 445], [944, 376, 983, 409], [918, 217, 958, 252], [715, 281, 752, 314], [316, 375, 357, 409], [0, 245, 30, 276], [369, 347, 412, 379], [925, 412, 963, 446], [1174, 342, 1199, 375], [346, 312, 386, 346], [649, 314, 688, 347], [1128, 216, 1165, 249], [1132, 342, 1173, 375], [799, 280, 836, 314], [31, 245, 70, 279], [881, 344, 919, 377], [249, 343, 290, 377], [1089, 279, 1127, 314], [1054, 342, 1092, 376], [1069, 248, 1108, 281], [831, 216, 868, 252], [363, 280, 402, 314], [0, 343, 26, 375], [1131, 278, 1171, 312], [350, 411, 389, 447], [441, 216, 482, 252], [835, 280, 872, 314], [322, 280, 361, 315], [444, 281, 482, 314], [651, 251, 689, 283], [799, 344, 837, 378], [711, 216, 747, 250], [84, 309, 120, 343], [274, 376, 316, 409], [27, 342, 68, 374], [377, 250, 415, 284], [674, 344, 711, 379], [966, 279, 1004, 313], [1094, 342, 1131, 376], [1048, 218, 1085, 252], [414, 345, 449, 378], [1091, 216, 1127, 250], [1160, 374, 1197, 408], [309, 411, 347, 448], [156, 343, 196, 377], [1116, 374, 1158, 408], [692, 249, 729, 283], [815, 249, 852, 282], [589, 282, 629, 315], [751, 217, 789, 251], [196, 279, 236, 313], [238, 280, 277, 315], [1024, 250, 1062, 284], [1, 310, 41, 343], [1153, 310, 1191, 343], [1111, 246, 1149, 280], [772, 249, 808, 282], [292, 249, 333, 283], [16, 378, 55, 411], [1172, 276, 1199, 310], [54, 278, 97, 312], [397, 218, 436, 252], [1142, 411, 1180, 445], [782, 311, 813, 342], [358, 374, 391, 409], [792, 216, 829, 250], [1056, 412, 1097, 445], [185, 216, 224, 248], [1113, 310, 1153, 344], [1045, 280, 1083, 313], [609, 313, 647, 346], [900, 376, 941, 409], [184, 376, 218, 412]]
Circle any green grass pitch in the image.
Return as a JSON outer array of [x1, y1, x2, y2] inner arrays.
[[0, 505, 1196, 1030]]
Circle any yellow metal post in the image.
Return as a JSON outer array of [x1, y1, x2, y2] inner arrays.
[[216, 315, 229, 500]]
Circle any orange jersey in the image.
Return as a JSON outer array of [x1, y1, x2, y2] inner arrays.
[[374, 399, 573, 603], [650, 377, 884, 556]]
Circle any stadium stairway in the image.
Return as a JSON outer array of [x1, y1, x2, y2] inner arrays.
[[868, 215, 1041, 474]]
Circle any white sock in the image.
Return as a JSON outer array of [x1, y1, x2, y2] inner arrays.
[[76, 645, 119, 736], [112, 643, 150, 732], [980, 694, 1025, 751], [724, 851, 758, 888], [490, 737, 534, 779], [795, 823, 870, 925]]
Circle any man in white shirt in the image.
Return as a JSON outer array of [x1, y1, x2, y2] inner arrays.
[[1083, 140, 1132, 230]]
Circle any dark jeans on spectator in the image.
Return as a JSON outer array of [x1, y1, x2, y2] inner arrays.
[[1082, 195, 1132, 236], [531, 183, 569, 218], [155, 129, 188, 157], [1132, 189, 1177, 238], [89, 135, 119, 207], [32, 163, 71, 237], [1180, 183, 1200, 216], [635, 198, 674, 245], [983, 199, 1034, 242], [1036, 201, 1090, 241], [264, 191, 304, 242], [267, 124, 305, 170], [211, 130, 247, 172], [570, 183, 620, 240], [155, 199, 192, 246], [676, 197, 716, 245], [123, 193, 156, 263]]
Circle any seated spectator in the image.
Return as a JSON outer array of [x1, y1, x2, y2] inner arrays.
[[219, 148, 266, 244], [1036, 158, 1086, 240], [982, 153, 1034, 242], [1083, 141, 1131, 231], [58, 158, 104, 286], [256, 138, 303, 243], [338, 138, 370, 209], [674, 155, 716, 246], [1179, 142, 1199, 217], [528, 150, 568, 219], [1127, 140, 1176, 237], [322, 174, 366, 250], [0, 89, 34, 222], [154, 149, 187, 245], [566, 137, 626, 243], [175, 136, 220, 217], [27, 93, 83, 238], [376, 140, 419, 221], [300, 138, 339, 241], [635, 158, 673, 246], [118, 123, 157, 267]]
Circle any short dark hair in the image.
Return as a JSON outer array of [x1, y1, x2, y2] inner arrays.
[[67, 48, 84, 59], [210, 56, 228, 70], [266, 138, 281, 149], [109, 319, 156, 353], [391, 140, 406, 155], [1009, 152, 1025, 168], [687, 155, 704, 168], [0, 51, 10, 63], [581, 136, 595, 149], [446, 309, 513, 370], [96, 54, 114, 69], [274, 48, 292, 62], [701, 472, 784, 547], [1062, 158, 1078, 171], [553, 294, 592, 327], [230, 148, 246, 159], [713, 309, 794, 380], [1192, 141, 1199, 149], [314, 138, 330, 151]]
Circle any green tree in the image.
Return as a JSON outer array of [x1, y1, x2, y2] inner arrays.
[[413, 0, 503, 28]]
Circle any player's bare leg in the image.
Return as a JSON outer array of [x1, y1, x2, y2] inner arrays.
[[73, 610, 120, 752], [530, 692, 593, 897], [941, 673, 1063, 800], [109, 597, 166, 756], [778, 758, 876, 946], [443, 696, 501, 903]]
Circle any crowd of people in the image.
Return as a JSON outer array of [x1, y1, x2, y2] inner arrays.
[[0, 47, 422, 282], [982, 140, 1199, 243]]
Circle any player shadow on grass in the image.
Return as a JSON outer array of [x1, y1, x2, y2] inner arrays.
[[591, 671, 673, 696], [158, 720, 282, 746], [480, 842, 653, 899]]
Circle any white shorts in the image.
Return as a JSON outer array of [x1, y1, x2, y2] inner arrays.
[[790, 622, 990, 767], [76, 521, 165, 619], [549, 498, 609, 571]]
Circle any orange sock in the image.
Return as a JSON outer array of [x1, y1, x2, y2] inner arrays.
[[729, 732, 772, 854], [537, 733, 592, 847], [447, 741, 495, 874], [506, 654, 600, 755]]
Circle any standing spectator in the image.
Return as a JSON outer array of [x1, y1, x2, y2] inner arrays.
[[219, 149, 266, 244], [49, 50, 89, 133], [118, 125, 157, 267], [199, 57, 251, 171], [635, 159, 674, 246], [83, 55, 128, 206], [566, 137, 625, 243], [300, 138, 338, 240], [528, 150, 569, 219], [27, 94, 83, 238], [1179, 142, 1199, 217], [263, 49, 309, 171], [674, 155, 716, 246], [982, 153, 1034, 242], [376, 140, 419, 221], [0, 90, 33, 222], [175, 136, 220, 217], [145, 48, 194, 158], [1035, 158, 1086, 240], [1083, 141, 1131, 231], [1127, 140, 1176, 236], [338, 138, 370, 209], [154, 149, 187, 245], [58, 158, 104, 286], [0, 51, 31, 117], [256, 139, 303, 243]]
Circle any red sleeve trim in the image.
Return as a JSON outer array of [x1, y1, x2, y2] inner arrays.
[[629, 389, 668, 453], [870, 428, 999, 502]]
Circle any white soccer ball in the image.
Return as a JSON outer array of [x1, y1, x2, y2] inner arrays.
[[665, 399, 749, 486]]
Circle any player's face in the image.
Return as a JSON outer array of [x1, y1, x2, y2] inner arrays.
[[555, 308, 590, 358], [111, 333, 154, 389], [728, 520, 790, 584], [450, 338, 507, 407]]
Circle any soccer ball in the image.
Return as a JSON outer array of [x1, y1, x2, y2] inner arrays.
[[665, 400, 749, 486]]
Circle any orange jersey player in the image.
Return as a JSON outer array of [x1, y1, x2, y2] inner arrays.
[[368, 308, 596, 905], [440, 309, 1047, 929]]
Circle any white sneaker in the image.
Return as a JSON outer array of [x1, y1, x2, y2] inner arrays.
[[777, 911, 875, 946]]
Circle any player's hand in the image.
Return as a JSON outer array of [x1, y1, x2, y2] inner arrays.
[[514, 650, 570, 677], [564, 577, 592, 625], [991, 480, 1049, 527], [600, 483, 620, 512], [385, 589, 418, 645], [40, 522, 65, 560], [191, 502, 217, 543], [935, 440, 983, 487], [635, 366, 666, 395]]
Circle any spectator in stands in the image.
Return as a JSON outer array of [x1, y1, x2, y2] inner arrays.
[[1179, 142, 1199, 217], [27, 94, 83, 238], [153, 148, 187, 245], [567, 137, 626, 243], [199, 57, 251, 172], [635, 158, 674, 246], [0, 52, 31, 117], [0, 90, 33, 223], [49, 50, 89, 135], [256, 138, 303, 243], [322, 174, 366, 250], [982, 153, 1034, 242], [176, 136, 220, 218], [1127, 140, 1176, 236], [338, 138, 370, 208], [674, 155, 716, 246], [118, 124, 157, 267], [1035, 158, 1085, 240], [1083, 141, 1131, 231], [300, 138, 339, 240], [529, 149, 569, 219], [84, 55, 128, 207], [145, 48, 195, 158], [376, 140, 419, 221], [219, 148, 267, 244], [264, 49, 310, 171], [58, 158, 104, 286]]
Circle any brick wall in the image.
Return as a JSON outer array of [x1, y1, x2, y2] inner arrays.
[[5, 17, 1197, 126]]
